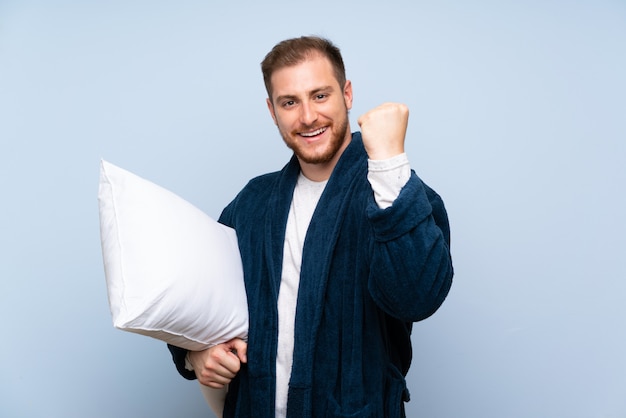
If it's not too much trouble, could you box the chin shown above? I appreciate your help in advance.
[295,138,345,165]
[296,152,334,165]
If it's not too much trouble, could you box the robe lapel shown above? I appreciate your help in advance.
[264,156,301,301]
[247,155,300,416]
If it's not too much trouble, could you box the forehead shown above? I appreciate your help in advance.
[270,54,340,100]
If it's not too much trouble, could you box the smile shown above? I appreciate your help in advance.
[299,127,327,137]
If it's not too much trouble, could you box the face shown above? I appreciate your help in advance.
[267,53,353,177]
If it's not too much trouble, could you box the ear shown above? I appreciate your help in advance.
[343,80,353,111]
[266,98,278,125]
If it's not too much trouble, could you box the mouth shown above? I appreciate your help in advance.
[298,127,327,139]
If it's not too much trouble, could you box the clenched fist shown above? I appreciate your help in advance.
[188,338,248,388]
[357,102,409,160]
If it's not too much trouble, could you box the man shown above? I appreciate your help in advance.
[169,36,453,418]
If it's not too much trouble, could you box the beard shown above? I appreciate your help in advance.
[278,110,350,165]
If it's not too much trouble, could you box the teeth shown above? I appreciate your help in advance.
[300,127,326,137]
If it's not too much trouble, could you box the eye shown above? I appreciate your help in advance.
[282,100,296,108]
[315,94,327,100]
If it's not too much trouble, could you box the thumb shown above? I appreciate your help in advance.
[229,338,248,364]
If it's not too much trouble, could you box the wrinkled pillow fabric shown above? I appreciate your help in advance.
[98,160,248,351]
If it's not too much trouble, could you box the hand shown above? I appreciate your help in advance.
[188,338,248,388]
[357,102,409,160]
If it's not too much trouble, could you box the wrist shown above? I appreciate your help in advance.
[365,144,405,161]
[366,147,404,161]
[184,352,194,371]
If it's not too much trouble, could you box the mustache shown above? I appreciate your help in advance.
[294,123,327,133]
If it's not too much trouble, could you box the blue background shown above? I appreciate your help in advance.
[1,1,625,417]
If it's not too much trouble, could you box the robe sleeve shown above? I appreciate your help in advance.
[167,344,197,380]
[366,172,453,322]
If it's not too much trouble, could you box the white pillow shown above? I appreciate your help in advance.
[98,160,248,351]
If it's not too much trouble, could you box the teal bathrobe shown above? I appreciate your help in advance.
[169,133,453,417]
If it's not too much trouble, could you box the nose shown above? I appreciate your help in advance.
[299,102,318,127]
